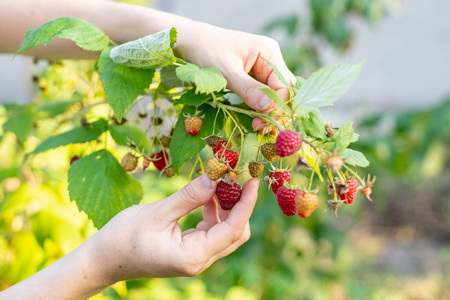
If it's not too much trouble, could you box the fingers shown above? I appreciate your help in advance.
[196,199,220,231]
[161,175,217,221]
[226,70,275,112]
[202,179,259,256]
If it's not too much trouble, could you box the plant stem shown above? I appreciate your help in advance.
[344,165,365,185]
[215,103,284,131]
[326,168,338,203]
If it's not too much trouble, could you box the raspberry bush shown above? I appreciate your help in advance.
[9,17,375,228]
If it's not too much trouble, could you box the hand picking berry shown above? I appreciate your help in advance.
[275,130,302,157]
[276,186,299,216]
[215,179,242,210]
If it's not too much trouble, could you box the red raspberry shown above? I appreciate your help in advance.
[269,171,291,195]
[212,139,228,155]
[215,180,242,210]
[275,130,302,157]
[216,147,239,170]
[185,116,203,135]
[70,155,80,165]
[337,178,358,204]
[150,151,168,171]
[276,186,299,216]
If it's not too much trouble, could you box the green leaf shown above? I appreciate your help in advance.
[334,122,354,152]
[98,47,155,121]
[260,88,291,116]
[296,76,306,89]
[109,124,153,153]
[68,149,142,229]
[340,148,370,167]
[259,57,293,98]
[170,104,225,172]
[110,28,177,69]
[293,62,363,114]
[17,17,109,54]
[175,90,228,106]
[3,105,34,143]
[36,100,78,119]
[32,119,108,154]
[300,109,326,140]
[160,65,185,89]
[175,63,227,94]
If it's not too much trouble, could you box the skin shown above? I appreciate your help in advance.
[0,0,294,298]
[0,175,260,299]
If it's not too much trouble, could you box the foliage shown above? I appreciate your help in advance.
[1,7,448,300]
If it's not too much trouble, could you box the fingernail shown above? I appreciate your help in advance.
[201,175,214,190]
[258,95,272,111]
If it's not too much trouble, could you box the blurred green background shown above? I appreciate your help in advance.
[0,0,449,299]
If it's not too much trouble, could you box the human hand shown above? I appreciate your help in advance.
[174,23,296,134]
[85,175,259,284]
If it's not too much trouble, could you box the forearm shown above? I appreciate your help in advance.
[0,237,112,300]
[0,0,213,59]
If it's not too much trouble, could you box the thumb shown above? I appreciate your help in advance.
[226,71,275,112]
[163,175,217,220]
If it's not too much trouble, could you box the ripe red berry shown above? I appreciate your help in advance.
[70,156,80,165]
[212,139,228,155]
[269,171,291,195]
[215,180,242,210]
[150,151,168,171]
[337,178,358,204]
[295,191,319,218]
[185,116,203,135]
[216,147,239,170]
[275,130,302,157]
[276,186,299,216]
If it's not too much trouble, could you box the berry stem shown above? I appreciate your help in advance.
[211,92,217,108]
[343,165,365,185]
[197,154,205,175]
[326,168,338,204]
[337,169,346,183]
[215,103,284,131]
[308,168,315,191]
[188,156,199,181]
[220,106,245,168]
